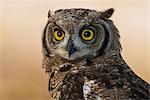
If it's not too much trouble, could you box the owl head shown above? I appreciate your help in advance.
[42,8,121,61]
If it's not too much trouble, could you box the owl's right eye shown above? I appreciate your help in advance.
[53,30,65,41]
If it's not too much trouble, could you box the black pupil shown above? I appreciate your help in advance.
[84,31,91,37]
[57,31,62,37]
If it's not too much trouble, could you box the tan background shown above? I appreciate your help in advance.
[0,0,150,100]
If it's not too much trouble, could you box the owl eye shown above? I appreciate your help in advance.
[53,30,65,41]
[81,29,94,41]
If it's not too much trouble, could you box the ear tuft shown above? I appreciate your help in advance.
[48,10,51,18]
[101,8,114,18]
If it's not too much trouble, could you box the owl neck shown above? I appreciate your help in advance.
[85,51,130,81]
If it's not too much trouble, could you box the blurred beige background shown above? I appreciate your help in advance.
[0,0,149,100]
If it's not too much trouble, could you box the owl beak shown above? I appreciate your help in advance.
[67,38,77,57]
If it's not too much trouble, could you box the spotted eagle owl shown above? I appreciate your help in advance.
[42,8,150,100]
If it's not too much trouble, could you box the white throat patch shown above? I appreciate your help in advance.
[83,80,101,100]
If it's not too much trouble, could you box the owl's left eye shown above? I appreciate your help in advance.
[53,30,65,41]
[81,29,95,41]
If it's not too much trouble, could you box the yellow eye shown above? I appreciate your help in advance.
[53,30,65,41]
[81,29,94,41]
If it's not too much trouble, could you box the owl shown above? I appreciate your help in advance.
[42,8,150,100]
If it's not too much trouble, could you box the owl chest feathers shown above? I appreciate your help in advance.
[46,52,132,100]
[44,51,150,100]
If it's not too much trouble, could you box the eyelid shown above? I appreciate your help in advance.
[80,24,95,32]
[53,28,60,32]
[52,25,65,33]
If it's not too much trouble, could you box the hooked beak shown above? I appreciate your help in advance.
[67,38,77,57]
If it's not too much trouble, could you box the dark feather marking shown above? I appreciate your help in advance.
[48,79,51,91]
[59,64,72,72]
[42,22,51,57]
[97,22,110,56]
